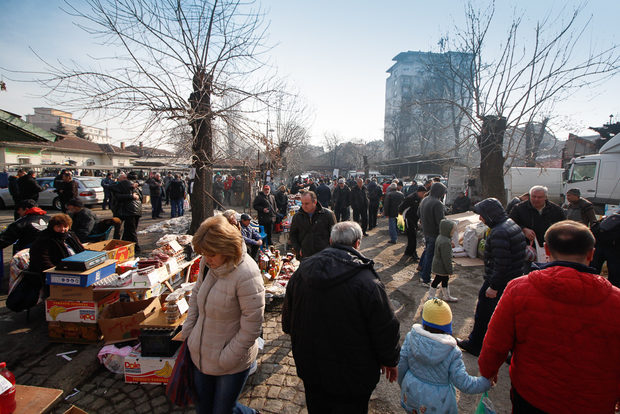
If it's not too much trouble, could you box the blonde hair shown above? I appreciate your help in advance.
[222,209,237,221]
[192,215,244,265]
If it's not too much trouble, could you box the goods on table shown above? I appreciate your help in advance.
[260,247,299,302]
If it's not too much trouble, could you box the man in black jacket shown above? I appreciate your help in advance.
[66,198,98,243]
[9,169,26,220]
[315,180,331,208]
[252,184,277,245]
[332,178,351,222]
[383,182,404,243]
[366,178,383,230]
[17,171,43,202]
[399,185,426,261]
[0,199,49,254]
[57,172,79,212]
[510,185,565,272]
[146,173,164,218]
[283,221,400,413]
[350,178,369,236]
[110,173,143,252]
[457,198,527,357]
[289,191,336,260]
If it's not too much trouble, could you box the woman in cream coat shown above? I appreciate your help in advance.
[183,215,265,414]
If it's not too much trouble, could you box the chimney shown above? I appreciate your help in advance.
[120,142,125,150]
[139,141,143,149]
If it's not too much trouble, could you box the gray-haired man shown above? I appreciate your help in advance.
[283,221,400,413]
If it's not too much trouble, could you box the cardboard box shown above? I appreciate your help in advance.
[48,321,102,343]
[45,260,117,287]
[86,240,135,261]
[98,298,161,343]
[124,347,179,384]
[48,275,116,301]
[131,266,168,288]
[45,292,119,324]
[64,406,88,414]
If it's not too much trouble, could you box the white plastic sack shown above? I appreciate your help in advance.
[463,226,479,259]
[534,239,549,263]
[98,344,137,374]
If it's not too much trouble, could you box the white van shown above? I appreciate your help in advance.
[564,133,620,213]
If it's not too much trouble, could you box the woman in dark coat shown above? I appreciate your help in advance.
[28,214,85,294]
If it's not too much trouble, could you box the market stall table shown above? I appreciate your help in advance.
[14,384,63,414]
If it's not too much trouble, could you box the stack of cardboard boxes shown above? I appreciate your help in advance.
[44,240,136,343]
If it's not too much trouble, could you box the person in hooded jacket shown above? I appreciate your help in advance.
[0,199,50,254]
[283,221,400,413]
[398,298,491,414]
[457,198,526,357]
[478,221,620,414]
[430,219,458,302]
[417,182,447,284]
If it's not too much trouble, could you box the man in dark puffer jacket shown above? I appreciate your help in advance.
[458,198,526,356]
[283,221,400,413]
[289,191,336,260]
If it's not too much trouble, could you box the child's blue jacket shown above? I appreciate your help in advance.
[397,324,490,413]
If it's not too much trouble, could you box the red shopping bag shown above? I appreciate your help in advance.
[165,340,195,407]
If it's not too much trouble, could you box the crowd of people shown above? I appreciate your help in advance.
[2,165,619,413]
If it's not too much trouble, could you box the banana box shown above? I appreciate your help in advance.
[124,347,179,384]
[45,292,119,324]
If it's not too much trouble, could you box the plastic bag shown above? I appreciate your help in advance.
[98,344,137,374]
[475,392,497,414]
[397,214,405,232]
[534,239,549,263]
[463,226,478,258]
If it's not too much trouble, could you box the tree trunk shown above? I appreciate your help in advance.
[525,118,549,167]
[477,116,507,204]
[189,69,214,234]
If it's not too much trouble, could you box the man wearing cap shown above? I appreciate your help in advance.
[283,221,400,412]
[253,184,277,245]
[332,178,351,222]
[240,214,263,260]
[564,188,596,227]
[66,198,98,243]
[478,221,620,413]
[289,191,336,260]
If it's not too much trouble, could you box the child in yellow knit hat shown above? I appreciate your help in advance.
[397,298,491,413]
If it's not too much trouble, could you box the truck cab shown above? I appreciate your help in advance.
[565,133,620,213]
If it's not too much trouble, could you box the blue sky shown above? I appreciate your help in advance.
[1,0,618,146]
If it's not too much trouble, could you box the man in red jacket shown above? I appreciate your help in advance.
[478,221,620,413]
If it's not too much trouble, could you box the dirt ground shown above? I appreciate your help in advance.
[356,221,511,414]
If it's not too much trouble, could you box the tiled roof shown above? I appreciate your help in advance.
[52,134,138,156]
[125,145,176,157]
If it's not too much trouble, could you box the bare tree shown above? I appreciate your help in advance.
[323,132,343,169]
[440,3,619,203]
[32,0,278,232]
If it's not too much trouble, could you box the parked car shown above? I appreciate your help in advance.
[0,176,104,210]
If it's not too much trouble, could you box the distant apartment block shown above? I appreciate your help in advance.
[383,51,474,158]
[26,107,111,144]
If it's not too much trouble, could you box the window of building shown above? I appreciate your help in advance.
[18,157,30,165]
